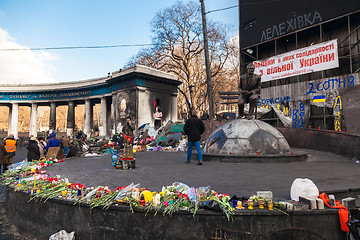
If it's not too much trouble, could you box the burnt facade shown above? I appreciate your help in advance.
[0,65,181,138]
[239,0,360,132]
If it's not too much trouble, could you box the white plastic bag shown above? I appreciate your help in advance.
[49,230,75,240]
[290,178,319,201]
[115,183,140,200]
[172,182,189,192]
[7,160,29,170]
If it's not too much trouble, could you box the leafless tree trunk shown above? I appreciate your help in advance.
[126,0,235,117]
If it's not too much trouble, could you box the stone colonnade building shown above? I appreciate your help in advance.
[1,65,181,139]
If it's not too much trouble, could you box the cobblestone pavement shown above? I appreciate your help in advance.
[0,147,359,239]
[43,148,360,200]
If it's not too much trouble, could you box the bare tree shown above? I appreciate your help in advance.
[127,0,235,116]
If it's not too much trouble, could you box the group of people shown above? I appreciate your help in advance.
[27,136,47,162]
[30,133,73,160]
[0,132,75,174]
[27,133,72,162]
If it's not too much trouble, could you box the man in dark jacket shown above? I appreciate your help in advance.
[183,110,205,165]
[27,137,40,162]
[122,116,135,138]
[0,141,8,174]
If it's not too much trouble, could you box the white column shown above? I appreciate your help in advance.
[10,103,19,139]
[29,103,38,137]
[171,94,178,122]
[66,101,75,137]
[99,97,107,136]
[7,105,12,136]
[84,99,92,139]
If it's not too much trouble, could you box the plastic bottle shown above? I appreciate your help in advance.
[237,200,243,209]
[248,199,254,210]
[268,200,274,210]
[153,194,160,206]
[112,154,119,168]
[112,154,118,163]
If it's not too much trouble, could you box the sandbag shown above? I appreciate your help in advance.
[290,178,319,201]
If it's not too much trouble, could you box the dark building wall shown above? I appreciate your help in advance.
[240,0,359,48]
[339,84,360,134]
[252,12,360,87]
[260,73,360,132]
[239,4,360,132]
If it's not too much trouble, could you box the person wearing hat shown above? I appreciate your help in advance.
[4,134,16,168]
[37,137,47,158]
[27,137,40,162]
[46,132,60,150]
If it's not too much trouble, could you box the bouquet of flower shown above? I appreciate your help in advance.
[122,135,133,155]
[1,159,237,221]
[30,178,70,202]
[208,191,234,221]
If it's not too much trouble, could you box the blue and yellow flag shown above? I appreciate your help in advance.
[313,95,326,103]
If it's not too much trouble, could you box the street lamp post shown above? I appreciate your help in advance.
[238,0,242,75]
[199,0,215,120]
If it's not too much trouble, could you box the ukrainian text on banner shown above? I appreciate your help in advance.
[254,39,339,82]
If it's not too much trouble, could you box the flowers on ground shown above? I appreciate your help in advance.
[1,161,236,220]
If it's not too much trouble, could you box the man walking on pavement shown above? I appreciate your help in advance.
[183,110,205,165]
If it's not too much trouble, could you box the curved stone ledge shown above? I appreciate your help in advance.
[200,150,307,163]
[277,127,360,159]
[5,188,344,240]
